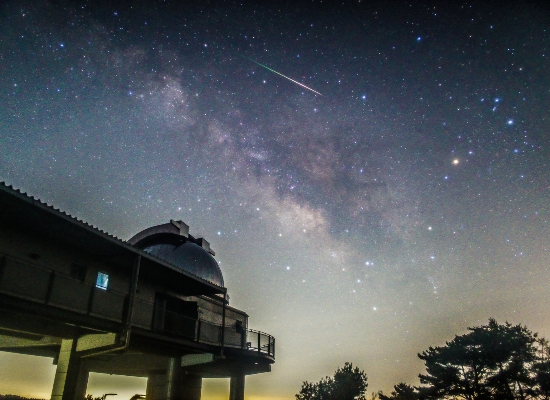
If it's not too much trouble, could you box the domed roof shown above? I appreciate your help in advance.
[142,242,223,286]
[128,221,224,287]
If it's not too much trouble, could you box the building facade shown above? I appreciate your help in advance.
[0,183,274,400]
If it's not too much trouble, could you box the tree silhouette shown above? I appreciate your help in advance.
[378,383,420,400]
[533,338,550,400]
[417,319,545,400]
[296,362,368,400]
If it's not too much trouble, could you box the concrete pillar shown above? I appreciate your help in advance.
[172,373,202,400]
[75,368,89,400]
[229,375,245,400]
[146,358,202,400]
[51,339,88,400]
[169,357,202,400]
[146,372,169,400]
[165,358,179,400]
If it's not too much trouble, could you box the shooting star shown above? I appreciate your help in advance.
[240,55,323,96]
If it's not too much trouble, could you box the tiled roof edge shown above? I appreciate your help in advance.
[0,181,125,241]
[0,182,224,289]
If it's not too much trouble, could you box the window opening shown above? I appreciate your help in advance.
[96,272,109,290]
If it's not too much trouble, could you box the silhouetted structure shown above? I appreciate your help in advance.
[0,183,274,400]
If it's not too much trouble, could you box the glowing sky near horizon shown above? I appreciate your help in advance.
[0,1,549,399]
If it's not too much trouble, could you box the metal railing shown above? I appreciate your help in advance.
[244,328,276,358]
[160,310,275,358]
[0,253,127,321]
[0,253,275,358]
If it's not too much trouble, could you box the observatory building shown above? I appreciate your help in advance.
[0,183,275,400]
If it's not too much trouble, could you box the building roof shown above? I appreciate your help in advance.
[0,182,225,296]
[129,221,225,287]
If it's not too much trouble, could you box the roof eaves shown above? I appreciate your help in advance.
[0,182,225,291]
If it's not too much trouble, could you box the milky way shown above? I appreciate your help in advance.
[1,2,549,399]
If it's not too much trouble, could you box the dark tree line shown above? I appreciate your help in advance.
[379,319,550,400]
[0,396,45,400]
[379,383,420,400]
[296,362,368,400]
[296,320,550,400]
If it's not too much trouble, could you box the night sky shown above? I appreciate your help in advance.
[1,1,549,399]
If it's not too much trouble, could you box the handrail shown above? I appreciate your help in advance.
[159,310,275,357]
[0,252,129,298]
[0,252,275,358]
[0,252,128,322]
[243,328,275,358]
[246,328,272,337]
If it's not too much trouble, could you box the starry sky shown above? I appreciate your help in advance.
[1,1,549,399]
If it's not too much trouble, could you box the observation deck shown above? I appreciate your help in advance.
[0,182,275,400]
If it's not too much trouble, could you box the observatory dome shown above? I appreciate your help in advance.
[128,221,224,287]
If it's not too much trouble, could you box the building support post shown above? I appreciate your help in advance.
[146,371,168,400]
[123,255,141,344]
[220,290,227,356]
[169,357,202,400]
[51,338,88,400]
[146,358,202,400]
[229,375,245,400]
[173,373,202,400]
[75,367,89,400]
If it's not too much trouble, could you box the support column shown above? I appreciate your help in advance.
[146,358,202,400]
[51,339,88,400]
[172,373,202,400]
[229,375,245,400]
[169,357,202,400]
[75,368,89,400]
[146,372,168,400]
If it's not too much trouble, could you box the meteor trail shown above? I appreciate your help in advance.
[240,55,323,96]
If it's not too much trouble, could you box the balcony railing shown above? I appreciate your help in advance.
[244,328,276,358]
[161,309,275,358]
[0,253,275,359]
[0,253,126,322]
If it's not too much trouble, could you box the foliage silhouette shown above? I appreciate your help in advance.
[0,396,44,400]
[85,395,118,400]
[416,319,550,400]
[378,383,420,400]
[296,362,368,400]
